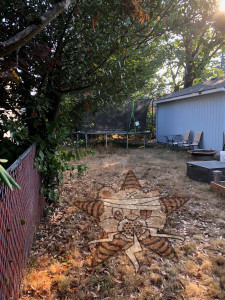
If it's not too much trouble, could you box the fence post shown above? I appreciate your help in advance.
[213,170,222,184]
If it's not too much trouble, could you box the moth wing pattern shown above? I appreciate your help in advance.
[160,196,189,215]
[75,200,104,218]
[140,234,178,261]
[92,233,133,266]
[121,170,142,190]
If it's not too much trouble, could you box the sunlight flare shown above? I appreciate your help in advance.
[219,0,225,11]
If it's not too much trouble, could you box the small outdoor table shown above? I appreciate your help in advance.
[187,160,225,183]
[163,134,182,147]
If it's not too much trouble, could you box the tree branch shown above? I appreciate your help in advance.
[38,4,77,91]
[192,26,209,58]
[0,0,76,58]
[59,84,93,93]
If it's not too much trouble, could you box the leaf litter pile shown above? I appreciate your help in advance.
[20,144,225,300]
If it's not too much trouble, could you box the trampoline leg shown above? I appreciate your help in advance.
[85,133,88,149]
[106,134,107,148]
[127,134,128,150]
[144,134,146,149]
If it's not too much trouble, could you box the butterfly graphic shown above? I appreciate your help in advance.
[75,170,188,272]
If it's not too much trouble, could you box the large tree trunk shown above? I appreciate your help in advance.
[183,62,194,88]
[46,91,62,123]
[183,37,195,88]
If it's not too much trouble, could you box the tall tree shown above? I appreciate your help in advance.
[162,0,225,89]
[1,0,174,133]
[0,0,175,199]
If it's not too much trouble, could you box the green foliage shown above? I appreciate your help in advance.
[76,164,88,177]
[0,159,21,191]
[20,219,26,225]
[3,117,29,145]
[157,0,225,90]
[0,110,30,166]
[193,59,225,85]
[146,106,156,138]
[35,122,72,202]
[34,118,95,201]
[0,0,174,202]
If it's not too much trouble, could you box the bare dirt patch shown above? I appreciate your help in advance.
[20,144,225,300]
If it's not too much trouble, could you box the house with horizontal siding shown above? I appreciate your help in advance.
[155,77,225,151]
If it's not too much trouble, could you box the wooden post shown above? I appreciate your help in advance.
[151,100,154,131]
[144,134,146,149]
[106,134,107,148]
[213,170,222,184]
[76,133,79,143]
[126,134,128,150]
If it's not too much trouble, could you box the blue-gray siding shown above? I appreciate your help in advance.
[156,92,225,151]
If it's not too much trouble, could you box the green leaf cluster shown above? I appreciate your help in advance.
[0,160,21,191]
[157,0,225,91]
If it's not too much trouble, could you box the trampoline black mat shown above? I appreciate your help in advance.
[81,99,151,132]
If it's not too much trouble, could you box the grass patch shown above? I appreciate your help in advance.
[20,144,225,299]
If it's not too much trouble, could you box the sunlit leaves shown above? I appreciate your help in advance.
[158,0,225,89]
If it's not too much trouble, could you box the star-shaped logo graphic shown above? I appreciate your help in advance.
[75,170,188,272]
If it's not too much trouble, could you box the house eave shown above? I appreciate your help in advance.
[154,87,225,104]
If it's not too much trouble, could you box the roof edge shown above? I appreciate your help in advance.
[154,87,225,104]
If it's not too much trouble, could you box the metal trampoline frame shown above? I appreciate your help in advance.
[76,130,151,149]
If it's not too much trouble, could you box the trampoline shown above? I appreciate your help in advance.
[77,99,151,149]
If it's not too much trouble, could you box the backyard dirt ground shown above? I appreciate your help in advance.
[20,143,225,300]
